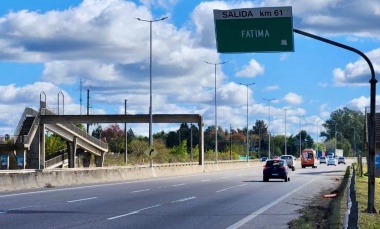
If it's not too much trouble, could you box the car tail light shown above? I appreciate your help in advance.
[282,166,287,170]
[263,166,268,170]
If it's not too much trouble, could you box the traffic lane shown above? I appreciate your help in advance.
[0,165,347,229]
[0,167,302,228]
[236,164,348,229]
[0,168,260,225]
[96,169,326,229]
[70,172,314,229]
[0,168,262,211]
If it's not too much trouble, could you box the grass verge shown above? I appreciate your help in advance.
[356,165,380,229]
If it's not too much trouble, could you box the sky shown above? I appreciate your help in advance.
[0,0,379,142]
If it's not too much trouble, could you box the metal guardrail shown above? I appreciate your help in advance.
[343,165,358,229]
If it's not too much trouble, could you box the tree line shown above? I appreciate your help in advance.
[45,107,365,164]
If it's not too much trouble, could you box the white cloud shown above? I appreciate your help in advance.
[0,0,378,140]
[346,95,370,112]
[283,92,303,105]
[235,59,265,78]
[333,48,380,86]
[264,85,279,91]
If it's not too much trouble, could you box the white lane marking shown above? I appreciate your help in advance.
[0,204,40,214]
[157,183,185,189]
[222,176,229,179]
[201,179,210,182]
[67,197,97,203]
[171,196,196,203]
[0,167,259,198]
[172,183,186,187]
[131,189,150,193]
[107,204,161,220]
[226,176,320,229]
[216,184,247,193]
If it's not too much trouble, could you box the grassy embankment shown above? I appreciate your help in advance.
[356,166,380,228]
[289,164,380,229]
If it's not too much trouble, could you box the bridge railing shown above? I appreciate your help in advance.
[41,108,108,150]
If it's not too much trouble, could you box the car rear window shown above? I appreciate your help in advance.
[266,160,285,167]
[281,156,292,160]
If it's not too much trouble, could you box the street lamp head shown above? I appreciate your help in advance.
[205,61,228,65]
[136,17,168,22]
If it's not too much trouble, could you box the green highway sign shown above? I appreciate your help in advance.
[213,6,294,53]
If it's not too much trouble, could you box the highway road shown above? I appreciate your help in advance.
[0,161,351,229]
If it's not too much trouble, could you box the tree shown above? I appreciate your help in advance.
[154,131,167,143]
[75,123,86,132]
[321,107,364,154]
[170,140,189,162]
[45,133,66,156]
[251,120,268,156]
[166,131,179,148]
[92,125,103,139]
[102,124,125,153]
[288,131,314,156]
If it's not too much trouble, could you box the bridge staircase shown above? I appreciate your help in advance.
[11,107,108,169]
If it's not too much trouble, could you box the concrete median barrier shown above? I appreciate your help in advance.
[0,160,263,193]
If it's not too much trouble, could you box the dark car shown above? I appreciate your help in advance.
[263,159,290,182]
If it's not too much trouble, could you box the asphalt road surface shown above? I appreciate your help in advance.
[0,161,350,229]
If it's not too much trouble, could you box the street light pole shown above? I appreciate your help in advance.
[124,99,128,165]
[263,98,275,159]
[205,61,227,163]
[335,122,337,150]
[240,83,255,162]
[283,108,290,155]
[298,115,304,157]
[136,16,168,149]
[316,120,320,155]
[353,127,357,157]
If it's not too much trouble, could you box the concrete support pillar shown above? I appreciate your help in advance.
[16,149,26,169]
[199,117,204,166]
[1,153,9,170]
[67,137,77,168]
[39,123,45,169]
[95,152,104,167]
[82,152,91,168]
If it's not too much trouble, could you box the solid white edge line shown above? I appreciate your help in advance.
[0,167,261,198]
[67,197,97,203]
[226,176,320,229]
[171,196,197,203]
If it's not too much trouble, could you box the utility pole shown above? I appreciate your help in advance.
[87,89,90,133]
[282,108,290,155]
[230,124,232,160]
[205,61,228,163]
[239,82,255,162]
[124,99,128,165]
[263,98,275,158]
